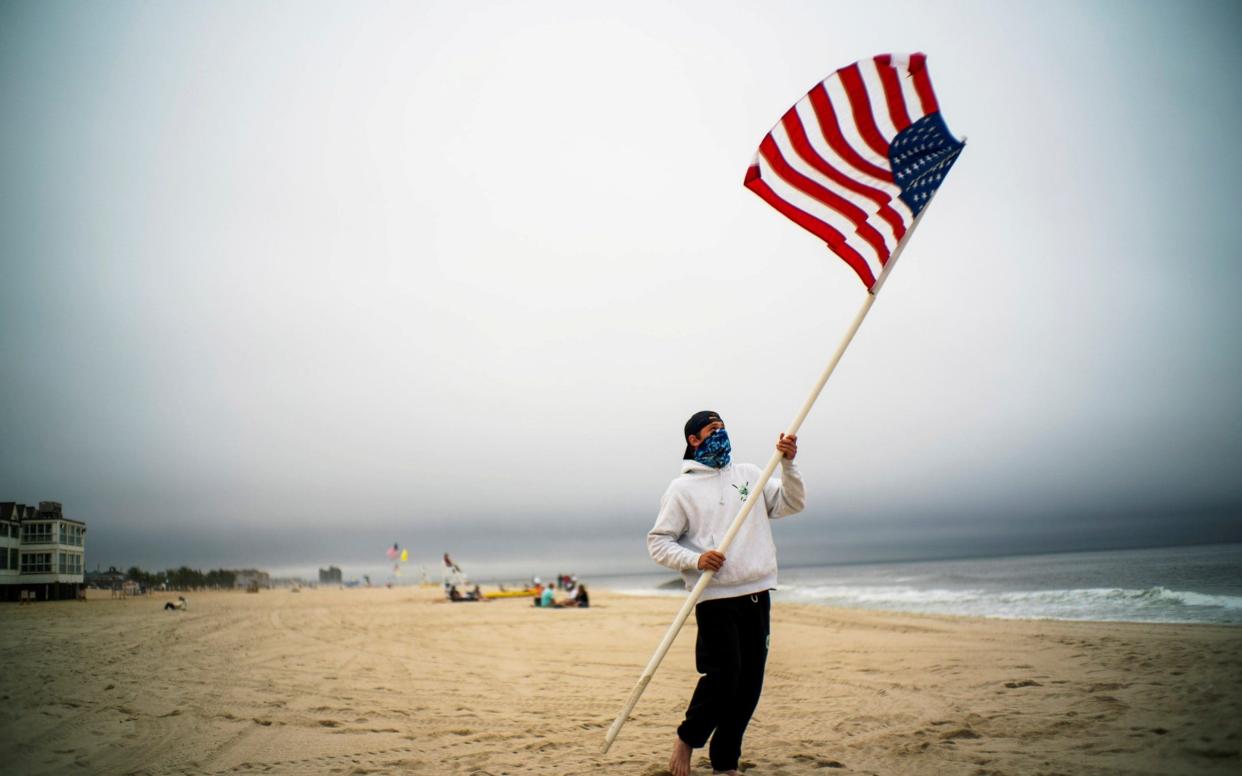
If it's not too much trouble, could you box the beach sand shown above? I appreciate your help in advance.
[1,587,1238,775]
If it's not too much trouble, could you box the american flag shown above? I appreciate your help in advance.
[744,53,963,291]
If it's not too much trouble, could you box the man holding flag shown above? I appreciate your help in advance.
[602,52,963,767]
[648,411,804,776]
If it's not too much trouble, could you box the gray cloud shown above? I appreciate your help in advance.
[3,1,1240,579]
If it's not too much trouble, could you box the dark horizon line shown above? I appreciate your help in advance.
[574,537,1242,582]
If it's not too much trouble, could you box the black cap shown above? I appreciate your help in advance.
[683,410,723,459]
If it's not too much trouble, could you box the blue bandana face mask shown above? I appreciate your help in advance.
[693,428,732,469]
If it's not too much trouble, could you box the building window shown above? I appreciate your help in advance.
[20,552,52,574]
[8,549,16,569]
[0,523,7,537]
[0,549,6,570]
[22,523,53,544]
[57,553,83,574]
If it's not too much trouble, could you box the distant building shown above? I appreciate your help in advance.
[85,566,137,597]
[234,569,271,590]
[0,501,86,602]
[84,567,124,589]
[318,566,342,585]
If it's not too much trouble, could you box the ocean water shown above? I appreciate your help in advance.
[595,543,1242,625]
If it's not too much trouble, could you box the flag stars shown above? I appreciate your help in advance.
[886,112,963,217]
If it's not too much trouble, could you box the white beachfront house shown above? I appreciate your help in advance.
[0,501,86,602]
[0,503,21,592]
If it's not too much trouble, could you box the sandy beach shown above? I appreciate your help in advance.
[1,587,1238,775]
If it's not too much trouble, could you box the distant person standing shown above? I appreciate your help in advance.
[647,410,805,776]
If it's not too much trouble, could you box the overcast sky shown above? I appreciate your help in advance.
[2,1,1240,580]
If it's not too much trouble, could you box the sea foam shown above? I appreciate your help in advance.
[773,583,1242,623]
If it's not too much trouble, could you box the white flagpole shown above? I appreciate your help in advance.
[601,197,939,755]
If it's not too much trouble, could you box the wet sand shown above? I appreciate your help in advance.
[1,586,1238,775]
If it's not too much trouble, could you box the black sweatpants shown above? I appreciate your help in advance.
[676,590,770,772]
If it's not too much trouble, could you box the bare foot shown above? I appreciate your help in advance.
[668,736,691,776]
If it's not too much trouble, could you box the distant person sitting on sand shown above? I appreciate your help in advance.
[163,596,187,611]
[539,583,555,608]
[555,584,589,608]
[448,585,479,603]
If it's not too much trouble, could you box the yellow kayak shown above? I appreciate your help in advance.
[482,589,538,599]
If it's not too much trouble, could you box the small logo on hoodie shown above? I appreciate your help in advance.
[733,482,750,502]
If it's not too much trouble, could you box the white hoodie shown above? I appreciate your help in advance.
[647,458,805,602]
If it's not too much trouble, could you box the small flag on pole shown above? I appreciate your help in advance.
[744,53,963,290]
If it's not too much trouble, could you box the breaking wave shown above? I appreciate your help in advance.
[773,584,1242,624]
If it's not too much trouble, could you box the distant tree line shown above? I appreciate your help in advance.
[125,566,238,590]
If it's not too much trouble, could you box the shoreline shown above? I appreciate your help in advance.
[596,585,1242,628]
[72,581,1242,627]
[63,582,1242,629]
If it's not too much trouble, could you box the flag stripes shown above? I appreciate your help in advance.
[745,53,963,290]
